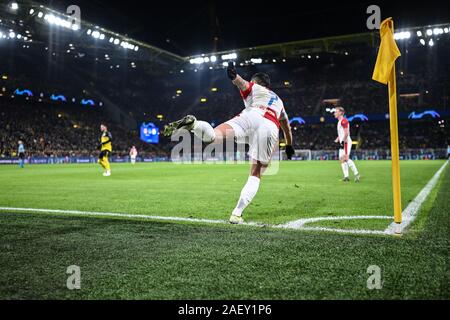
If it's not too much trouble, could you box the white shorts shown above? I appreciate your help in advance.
[130,155,136,160]
[225,109,279,164]
[339,140,352,159]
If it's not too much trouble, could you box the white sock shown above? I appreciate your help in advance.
[347,159,359,176]
[232,176,260,217]
[341,162,349,178]
[192,121,215,143]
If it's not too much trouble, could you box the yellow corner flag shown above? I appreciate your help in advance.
[373,18,401,84]
[372,18,402,226]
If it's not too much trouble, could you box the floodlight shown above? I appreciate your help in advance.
[221,53,237,60]
[433,28,443,35]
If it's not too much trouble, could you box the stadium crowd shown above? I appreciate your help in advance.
[0,39,448,159]
[0,96,446,159]
[0,99,164,158]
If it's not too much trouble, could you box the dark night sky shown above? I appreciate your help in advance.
[36,0,450,56]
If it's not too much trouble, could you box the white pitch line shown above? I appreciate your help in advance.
[0,206,269,228]
[0,206,241,226]
[384,161,448,235]
[277,215,392,230]
[301,227,387,235]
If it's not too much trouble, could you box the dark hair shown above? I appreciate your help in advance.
[251,72,271,88]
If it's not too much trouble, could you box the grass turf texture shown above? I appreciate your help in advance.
[0,162,448,299]
[0,161,445,229]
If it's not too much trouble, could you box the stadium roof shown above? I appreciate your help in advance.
[184,22,450,70]
[0,1,185,75]
[1,1,449,74]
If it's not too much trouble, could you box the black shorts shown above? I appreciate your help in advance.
[99,150,111,160]
[18,152,25,160]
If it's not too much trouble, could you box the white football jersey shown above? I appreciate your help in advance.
[337,118,352,143]
[240,82,287,121]
[129,148,138,156]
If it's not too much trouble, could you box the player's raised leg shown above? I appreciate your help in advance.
[163,115,235,144]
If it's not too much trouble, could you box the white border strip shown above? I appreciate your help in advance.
[277,215,392,230]
[0,207,229,225]
[301,227,387,235]
[384,161,448,234]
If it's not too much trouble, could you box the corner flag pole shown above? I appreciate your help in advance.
[372,18,402,225]
[388,62,402,224]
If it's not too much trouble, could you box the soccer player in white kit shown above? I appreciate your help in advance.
[129,146,138,165]
[334,107,360,182]
[163,62,295,224]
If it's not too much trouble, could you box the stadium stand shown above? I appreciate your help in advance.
[0,4,448,160]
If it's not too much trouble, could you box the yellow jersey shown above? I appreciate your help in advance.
[100,131,112,152]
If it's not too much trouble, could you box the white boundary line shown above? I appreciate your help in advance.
[0,207,226,224]
[384,161,448,235]
[0,206,262,227]
[0,161,446,236]
[276,215,392,230]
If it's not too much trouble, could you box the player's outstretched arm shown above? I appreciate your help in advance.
[227,61,250,91]
[280,111,295,160]
[280,119,293,146]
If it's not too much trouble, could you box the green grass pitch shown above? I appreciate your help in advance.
[0,160,448,299]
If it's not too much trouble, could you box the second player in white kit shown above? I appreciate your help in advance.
[163,62,295,224]
[334,107,360,182]
[129,146,138,165]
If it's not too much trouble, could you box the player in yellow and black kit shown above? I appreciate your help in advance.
[98,124,112,176]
